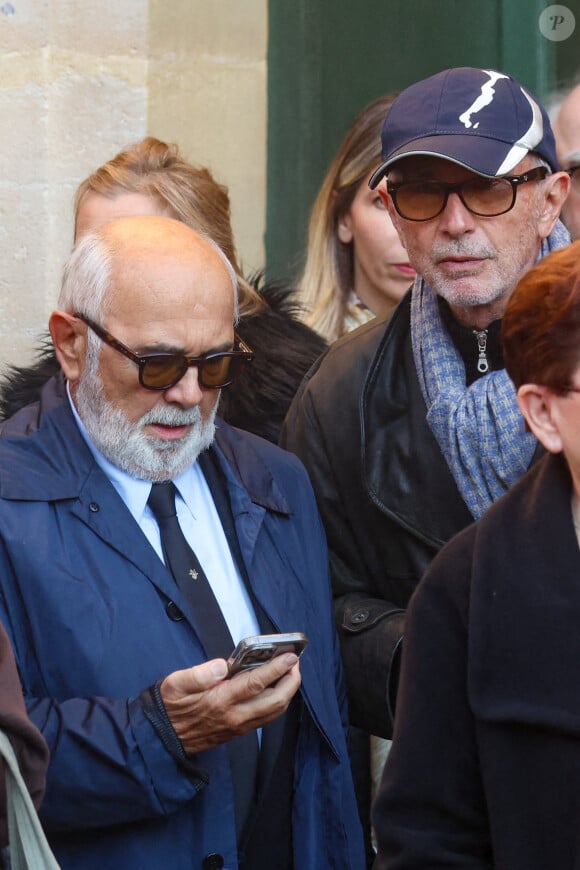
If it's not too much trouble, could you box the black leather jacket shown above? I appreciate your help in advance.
[281,292,540,737]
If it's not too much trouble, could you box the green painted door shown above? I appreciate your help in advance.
[267,0,580,282]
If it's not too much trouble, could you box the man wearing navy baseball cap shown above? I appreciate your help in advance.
[368,67,560,185]
[281,67,570,737]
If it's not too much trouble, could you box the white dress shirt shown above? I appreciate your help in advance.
[67,387,260,648]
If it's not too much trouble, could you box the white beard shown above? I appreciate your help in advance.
[75,340,217,481]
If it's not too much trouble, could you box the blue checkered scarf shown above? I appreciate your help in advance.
[411,220,570,519]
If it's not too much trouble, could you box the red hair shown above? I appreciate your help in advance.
[502,240,580,391]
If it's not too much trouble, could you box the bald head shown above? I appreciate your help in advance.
[59,214,238,322]
[552,84,580,240]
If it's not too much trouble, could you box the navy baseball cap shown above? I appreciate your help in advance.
[369,67,559,188]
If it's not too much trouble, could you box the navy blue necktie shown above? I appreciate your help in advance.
[147,480,258,842]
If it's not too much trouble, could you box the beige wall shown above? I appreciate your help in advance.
[148,1,267,278]
[0,0,267,371]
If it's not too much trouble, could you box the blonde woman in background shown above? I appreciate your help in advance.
[73,138,264,317]
[298,96,414,863]
[299,94,416,343]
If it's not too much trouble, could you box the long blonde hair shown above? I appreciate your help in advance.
[298,94,397,342]
[74,137,264,317]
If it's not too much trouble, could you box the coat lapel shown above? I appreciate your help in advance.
[208,431,341,757]
[69,465,180,606]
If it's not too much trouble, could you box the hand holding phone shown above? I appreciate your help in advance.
[161,636,304,754]
[227,632,308,677]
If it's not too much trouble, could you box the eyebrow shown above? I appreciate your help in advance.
[135,339,235,356]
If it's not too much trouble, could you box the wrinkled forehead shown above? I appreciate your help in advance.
[108,240,234,323]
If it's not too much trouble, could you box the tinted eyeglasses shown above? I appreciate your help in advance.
[386,167,549,222]
[76,313,254,391]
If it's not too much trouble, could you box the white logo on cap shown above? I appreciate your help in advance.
[495,88,544,175]
[459,70,509,129]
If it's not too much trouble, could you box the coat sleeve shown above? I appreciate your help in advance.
[0,621,49,846]
[0,581,205,833]
[281,370,405,739]
[372,537,492,868]
[22,687,206,833]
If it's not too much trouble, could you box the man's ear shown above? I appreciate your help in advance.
[517,383,563,454]
[380,187,408,252]
[49,311,87,384]
[538,171,571,239]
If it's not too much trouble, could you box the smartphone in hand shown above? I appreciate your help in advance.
[227,632,308,677]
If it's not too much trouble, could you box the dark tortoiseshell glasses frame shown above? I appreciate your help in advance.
[386,167,549,222]
[75,313,253,391]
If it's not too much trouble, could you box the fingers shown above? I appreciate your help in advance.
[161,655,302,755]
[162,652,299,706]
[229,653,299,698]
[160,658,228,705]
[226,658,302,732]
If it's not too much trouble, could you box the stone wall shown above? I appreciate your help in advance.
[0,0,267,369]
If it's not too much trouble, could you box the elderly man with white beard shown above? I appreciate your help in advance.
[0,215,364,870]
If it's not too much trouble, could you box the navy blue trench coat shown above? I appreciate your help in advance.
[0,403,364,869]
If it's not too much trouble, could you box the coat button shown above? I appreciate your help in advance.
[88,502,100,513]
[350,609,369,625]
[202,854,224,870]
[166,601,184,621]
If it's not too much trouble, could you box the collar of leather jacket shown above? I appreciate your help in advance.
[361,292,476,548]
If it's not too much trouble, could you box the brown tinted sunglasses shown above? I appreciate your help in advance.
[76,313,253,390]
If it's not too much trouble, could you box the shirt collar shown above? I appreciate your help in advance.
[66,383,200,521]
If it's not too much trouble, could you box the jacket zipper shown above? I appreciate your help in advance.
[473,329,489,374]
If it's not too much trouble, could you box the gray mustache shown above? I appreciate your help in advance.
[433,242,495,259]
[140,407,203,427]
